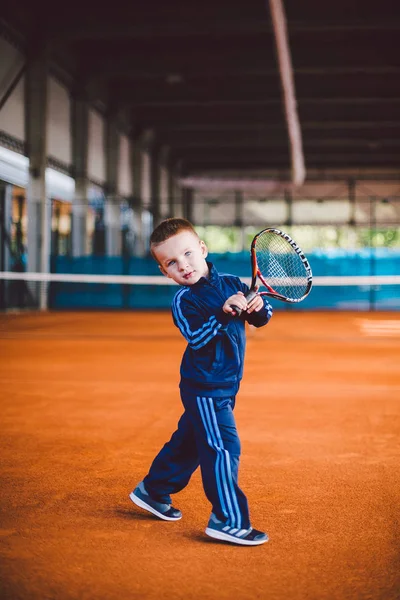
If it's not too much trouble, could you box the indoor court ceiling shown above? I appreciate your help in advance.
[2,0,400,177]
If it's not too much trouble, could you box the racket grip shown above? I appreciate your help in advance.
[231,290,258,317]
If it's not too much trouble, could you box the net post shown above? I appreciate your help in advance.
[369,196,377,312]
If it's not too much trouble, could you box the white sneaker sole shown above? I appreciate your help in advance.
[129,492,182,521]
[205,527,268,546]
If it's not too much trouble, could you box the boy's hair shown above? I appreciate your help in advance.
[150,218,198,259]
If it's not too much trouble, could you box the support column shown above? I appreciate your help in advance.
[0,183,10,309]
[149,142,161,227]
[0,182,12,272]
[162,149,181,219]
[139,128,156,252]
[369,196,377,311]
[104,118,121,256]
[234,190,245,251]
[25,48,49,309]
[348,178,356,226]
[285,188,293,227]
[72,95,89,256]
[167,166,175,218]
[172,160,184,218]
[131,142,145,256]
[182,187,194,223]
[158,146,170,220]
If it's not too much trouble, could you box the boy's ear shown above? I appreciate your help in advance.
[200,240,208,258]
[158,264,169,277]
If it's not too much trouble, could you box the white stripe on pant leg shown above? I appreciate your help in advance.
[222,447,242,530]
[200,397,233,525]
[206,398,242,529]
[196,397,230,523]
[214,452,228,521]
[202,397,237,528]
[203,398,239,528]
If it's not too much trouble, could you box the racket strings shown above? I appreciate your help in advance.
[255,232,309,299]
[267,254,290,279]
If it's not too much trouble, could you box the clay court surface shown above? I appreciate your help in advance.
[0,310,399,599]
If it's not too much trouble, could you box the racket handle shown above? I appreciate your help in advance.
[231,289,258,317]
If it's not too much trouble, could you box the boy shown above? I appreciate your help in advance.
[130,218,273,546]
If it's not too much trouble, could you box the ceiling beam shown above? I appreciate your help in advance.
[84,61,400,80]
[74,27,398,78]
[128,97,400,129]
[126,97,400,108]
[158,121,400,133]
[183,152,400,170]
[109,73,400,108]
[132,108,286,127]
[168,138,400,149]
[49,19,400,42]
[182,169,400,181]
[180,148,400,158]
[156,120,400,132]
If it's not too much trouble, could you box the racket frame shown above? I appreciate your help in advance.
[247,227,313,304]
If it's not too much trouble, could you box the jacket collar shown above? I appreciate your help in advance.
[192,261,219,288]
[207,261,219,284]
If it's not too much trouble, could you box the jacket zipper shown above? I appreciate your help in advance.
[205,279,243,379]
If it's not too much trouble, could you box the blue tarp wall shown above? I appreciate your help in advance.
[50,250,400,311]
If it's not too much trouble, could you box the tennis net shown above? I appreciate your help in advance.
[0,271,399,311]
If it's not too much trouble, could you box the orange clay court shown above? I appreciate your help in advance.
[0,310,399,600]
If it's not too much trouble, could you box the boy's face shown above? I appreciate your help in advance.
[154,230,209,285]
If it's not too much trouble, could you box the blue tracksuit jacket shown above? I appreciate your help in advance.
[171,262,273,397]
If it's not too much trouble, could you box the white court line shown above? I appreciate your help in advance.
[360,321,400,328]
[357,319,400,337]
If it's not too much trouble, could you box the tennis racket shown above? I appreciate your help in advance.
[233,228,312,315]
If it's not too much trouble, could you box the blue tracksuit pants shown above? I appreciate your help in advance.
[143,393,250,529]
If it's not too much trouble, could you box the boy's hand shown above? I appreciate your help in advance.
[246,285,264,314]
[246,293,264,313]
[223,292,248,315]
[223,287,264,316]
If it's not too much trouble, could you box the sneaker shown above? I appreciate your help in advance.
[205,513,268,546]
[129,481,182,521]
